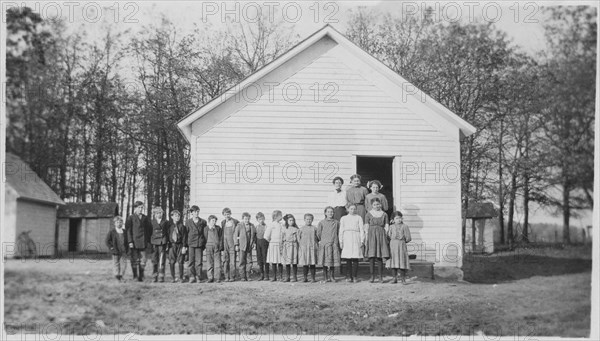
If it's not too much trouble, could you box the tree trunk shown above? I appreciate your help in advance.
[562,179,571,244]
[498,119,505,245]
[522,174,530,243]
[507,171,517,249]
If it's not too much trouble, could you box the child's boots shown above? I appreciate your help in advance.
[285,265,291,282]
[310,266,317,283]
[138,266,144,282]
[303,266,309,282]
[331,267,336,282]
[392,269,398,284]
[292,265,298,282]
[270,264,277,282]
[265,265,270,281]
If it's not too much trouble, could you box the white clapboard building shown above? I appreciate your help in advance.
[177,25,476,278]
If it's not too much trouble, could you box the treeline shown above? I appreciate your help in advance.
[345,6,595,245]
[6,8,295,217]
[6,6,595,245]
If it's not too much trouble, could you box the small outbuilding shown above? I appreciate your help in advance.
[177,25,477,278]
[57,203,119,254]
[463,201,498,254]
[4,152,65,258]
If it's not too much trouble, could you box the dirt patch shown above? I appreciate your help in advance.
[3,245,592,337]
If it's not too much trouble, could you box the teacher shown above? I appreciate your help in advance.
[327,176,347,221]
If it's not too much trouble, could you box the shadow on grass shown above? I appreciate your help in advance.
[463,254,592,284]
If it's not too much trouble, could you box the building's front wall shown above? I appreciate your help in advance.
[190,38,463,272]
[15,200,57,257]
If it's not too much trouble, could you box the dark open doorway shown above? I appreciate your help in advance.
[68,218,81,252]
[356,156,394,216]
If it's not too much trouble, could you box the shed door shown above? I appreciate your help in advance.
[68,218,81,252]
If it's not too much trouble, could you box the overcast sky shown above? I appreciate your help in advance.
[16,0,594,54]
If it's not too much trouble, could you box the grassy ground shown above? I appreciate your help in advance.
[4,244,591,337]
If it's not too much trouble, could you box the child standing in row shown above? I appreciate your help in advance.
[339,204,365,283]
[105,216,128,282]
[298,213,319,283]
[265,210,284,281]
[365,180,389,212]
[167,210,186,283]
[388,211,412,284]
[317,206,341,282]
[204,215,223,283]
[346,174,369,221]
[221,208,239,282]
[186,205,207,283]
[255,212,270,281]
[281,214,300,282]
[150,206,169,283]
[364,198,391,283]
[234,212,256,281]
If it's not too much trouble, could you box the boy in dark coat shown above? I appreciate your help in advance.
[105,216,129,281]
[126,201,152,282]
[150,206,169,282]
[167,210,187,282]
[204,215,223,283]
[186,205,207,283]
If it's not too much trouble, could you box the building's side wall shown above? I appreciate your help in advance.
[4,187,18,258]
[15,200,57,257]
[190,41,463,270]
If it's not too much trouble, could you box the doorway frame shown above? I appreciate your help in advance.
[352,154,402,211]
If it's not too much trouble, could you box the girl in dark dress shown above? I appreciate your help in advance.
[364,198,391,283]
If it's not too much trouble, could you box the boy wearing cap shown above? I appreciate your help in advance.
[126,201,152,282]
[186,205,207,283]
[168,210,187,282]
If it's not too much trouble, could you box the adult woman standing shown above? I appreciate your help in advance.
[327,176,347,221]
[346,174,369,221]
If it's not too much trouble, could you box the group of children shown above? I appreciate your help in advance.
[105,174,412,284]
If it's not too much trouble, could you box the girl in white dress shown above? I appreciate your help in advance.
[264,210,284,282]
[339,204,365,282]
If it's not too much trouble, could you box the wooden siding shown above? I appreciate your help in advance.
[15,200,57,257]
[191,42,462,267]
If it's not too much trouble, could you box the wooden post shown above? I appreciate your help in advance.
[471,218,477,252]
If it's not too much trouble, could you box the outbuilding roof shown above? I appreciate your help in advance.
[57,202,119,218]
[4,152,65,206]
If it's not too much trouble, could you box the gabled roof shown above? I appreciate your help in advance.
[58,202,119,218]
[177,24,476,142]
[4,153,65,206]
